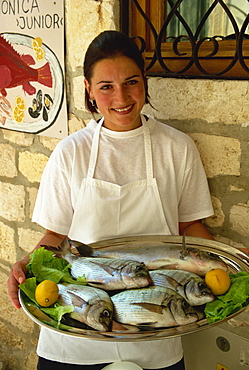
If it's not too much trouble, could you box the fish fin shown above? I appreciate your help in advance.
[41,244,64,257]
[0,35,23,60]
[23,82,36,95]
[89,262,114,276]
[37,62,52,88]
[41,237,71,257]
[21,54,36,65]
[132,302,163,314]
[164,276,180,289]
[69,241,95,257]
[68,292,87,307]
[0,88,7,97]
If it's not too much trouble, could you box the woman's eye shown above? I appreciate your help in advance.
[126,79,138,86]
[100,85,112,90]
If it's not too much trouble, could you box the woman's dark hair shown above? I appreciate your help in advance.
[83,30,150,113]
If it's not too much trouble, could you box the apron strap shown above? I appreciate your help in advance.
[87,116,154,180]
[142,115,154,180]
[87,117,104,179]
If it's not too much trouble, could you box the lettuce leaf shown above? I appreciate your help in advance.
[204,272,249,323]
[26,247,86,284]
[19,247,86,330]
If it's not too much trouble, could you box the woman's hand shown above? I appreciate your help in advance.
[7,255,30,309]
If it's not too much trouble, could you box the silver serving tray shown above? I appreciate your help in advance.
[19,235,249,341]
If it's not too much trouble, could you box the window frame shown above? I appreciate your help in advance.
[121,0,249,79]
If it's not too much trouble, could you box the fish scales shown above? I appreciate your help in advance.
[111,286,199,328]
[150,269,214,306]
[70,239,228,276]
[44,242,151,290]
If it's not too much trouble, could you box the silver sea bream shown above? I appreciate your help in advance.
[111,286,199,328]
[57,283,113,331]
[150,269,215,306]
[45,241,151,290]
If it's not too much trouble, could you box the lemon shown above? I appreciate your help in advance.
[35,280,59,307]
[35,46,45,62]
[15,96,26,111]
[12,106,24,123]
[205,268,231,296]
[32,37,43,50]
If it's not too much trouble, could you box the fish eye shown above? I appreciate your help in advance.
[135,265,144,271]
[182,300,189,309]
[198,282,212,294]
[102,309,110,317]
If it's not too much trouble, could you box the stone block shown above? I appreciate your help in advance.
[205,196,225,228]
[0,222,16,263]
[0,349,18,370]
[27,187,38,219]
[18,228,44,253]
[25,351,39,370]
[19,151,48,183]
[2,130,34,146]
[0,270,35,333]
[65,0,118,71]
[39,136,60,151]
[0,143,17,177]
[0,182,25,222]
[189,133,240,178]
[73,76,86,111]
[147,78,249,125]
[68,114,87,134]
[230,203,249,237]
[0,320,24,350]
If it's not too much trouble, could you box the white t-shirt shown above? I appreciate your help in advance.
[33,116,213,236]
[32,116,213,368]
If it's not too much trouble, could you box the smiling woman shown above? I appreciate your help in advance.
[8,30,215,370]
[84,57,146,131]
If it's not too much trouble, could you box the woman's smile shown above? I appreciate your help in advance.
[84,56,146,131]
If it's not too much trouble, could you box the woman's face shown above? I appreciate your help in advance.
[84,56,146,131]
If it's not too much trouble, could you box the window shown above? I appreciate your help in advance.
[121,0,249,79]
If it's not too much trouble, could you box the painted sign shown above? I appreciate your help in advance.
[0,0,67,138]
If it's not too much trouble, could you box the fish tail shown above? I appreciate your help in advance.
[68,240,95,257]
[37,62,52,88]
[41,237,71,257]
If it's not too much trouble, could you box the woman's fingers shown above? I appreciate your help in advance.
[7,257,29,309]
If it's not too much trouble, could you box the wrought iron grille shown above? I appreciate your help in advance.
[120,0,249,79]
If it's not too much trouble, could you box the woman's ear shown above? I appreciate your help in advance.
[84,79,94,100]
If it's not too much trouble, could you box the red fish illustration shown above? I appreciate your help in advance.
[0,34,52,97]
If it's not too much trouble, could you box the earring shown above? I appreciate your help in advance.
[90,99,98,109]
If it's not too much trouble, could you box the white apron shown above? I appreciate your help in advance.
[37,116,183,368]
[68,116,170,243]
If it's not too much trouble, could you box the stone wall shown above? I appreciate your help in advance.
[0,0,248,368]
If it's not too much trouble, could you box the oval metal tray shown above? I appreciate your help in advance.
[19,235,249,341]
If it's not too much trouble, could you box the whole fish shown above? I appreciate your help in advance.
[0,34,52,97]
[111,286,199,328]
[58,283,113,331]
[68,239,228,276]
[44,243,151,290]
[150,269,214,306]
